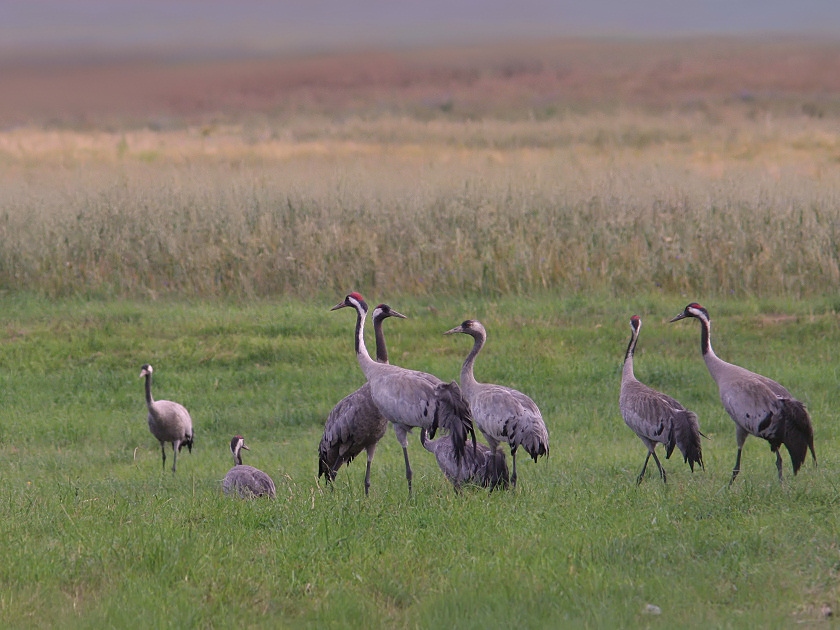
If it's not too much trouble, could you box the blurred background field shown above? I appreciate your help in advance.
[2,36,840,301]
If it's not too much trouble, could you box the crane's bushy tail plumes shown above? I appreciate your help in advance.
[520,426,550,463]
[318,441,339,483]
[781,399,816,474]
[670,410,704,472]
[432,381,476,464]
[181,431,194,453]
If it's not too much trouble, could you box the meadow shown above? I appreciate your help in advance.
[1,294,839,629]
[1,37,840,628]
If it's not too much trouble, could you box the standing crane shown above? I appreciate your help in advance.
[139,364,194,473]
[444,319,548,488]
[620,315,703,484]
[223,435,276,499]
[318,303,407,495]
[671,303,816,484]
[331,293,475,494]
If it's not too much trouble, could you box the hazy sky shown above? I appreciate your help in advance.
[3,1,840,55]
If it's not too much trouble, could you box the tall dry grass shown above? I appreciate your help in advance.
[1,105,839,299]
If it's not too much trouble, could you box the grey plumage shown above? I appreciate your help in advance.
[223,436,276,499]
[671,302,816,484]
[420,384,510,491]
[318,304,406,495]
[620,315,703,484]
[140,364,194,473]
[331,293,476,494]
[445,319,549,488]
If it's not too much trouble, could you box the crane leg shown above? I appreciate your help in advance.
[729,447,743,486]
[364,444,377,496]
[651,449,666,483]
[488,447,501,493]
[402,446,413,494]
[775,449,784,483]
[511,446,518,489]
[160,442,167,470]
[637,452,651,484]
[364,460,372,496]
[171,442,178,473]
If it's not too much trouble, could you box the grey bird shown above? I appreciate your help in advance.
[318,303,407,495]
[139,363,194,473]
[223,435,276,499]
[331,293,476,494]
[671,302,816,484]
[444,319,549,488]
[419,382,510,491]
[620,315,704,484]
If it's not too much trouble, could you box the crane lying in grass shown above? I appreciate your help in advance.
[419,381,510,491]
[223,435,276,499]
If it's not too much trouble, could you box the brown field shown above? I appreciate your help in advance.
[2,37,840,299]
[4,36,840,125]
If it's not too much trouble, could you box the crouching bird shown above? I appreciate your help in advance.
[420,427,510,491]
[223,436,276,499]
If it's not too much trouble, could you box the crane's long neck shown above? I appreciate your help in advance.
[233,447,243,466]
[144,374,154,408]
[373,316,389,364]
[354,304,376,377]
[622,329,637,383]
[697,316,726,381]
[460,331,484,391]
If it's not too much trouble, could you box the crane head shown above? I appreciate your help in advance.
[670,302,708,323]
[230,435,249,452]
[373,304,408,321]
[331,292,367,312]
[444,319,483,336]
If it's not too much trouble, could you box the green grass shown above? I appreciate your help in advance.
[1,293,838,628]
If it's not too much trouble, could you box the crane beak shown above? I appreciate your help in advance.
[669,311,688,323]
[241,443,250,451]
[330,300,348,311]
[390,309,408,319]
[443,326,462,335]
